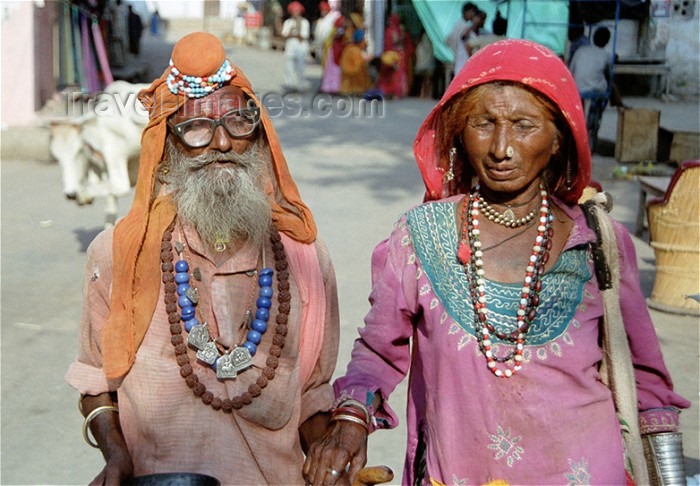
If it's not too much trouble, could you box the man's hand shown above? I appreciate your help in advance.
[302,420,368,486]
[89,451,133,486]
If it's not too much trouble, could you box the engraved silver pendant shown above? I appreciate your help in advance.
[231,346,253,372]
[188,323,210,350]
[196,341,218,365]
[185,286,199,304]
[503,208,516,222]
[215,353,238,379]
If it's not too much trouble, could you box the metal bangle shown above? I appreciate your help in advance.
[82,405,118,448]
[336,399,370,422]
[331,413,369,431]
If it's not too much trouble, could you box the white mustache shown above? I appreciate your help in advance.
[186,143,260,170]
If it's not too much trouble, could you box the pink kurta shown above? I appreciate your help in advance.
[334,197,689,485]
[66,223,340,484]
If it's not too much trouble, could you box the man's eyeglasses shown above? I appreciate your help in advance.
[167,107,261,148]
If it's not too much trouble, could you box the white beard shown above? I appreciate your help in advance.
[164,137,272,250]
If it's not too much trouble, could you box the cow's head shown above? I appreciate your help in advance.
[48,119,94,205]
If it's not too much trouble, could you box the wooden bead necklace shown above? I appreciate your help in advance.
[460,183,553,378]
[161,220,292,412]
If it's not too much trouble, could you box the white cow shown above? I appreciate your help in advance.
[48,81,149,227]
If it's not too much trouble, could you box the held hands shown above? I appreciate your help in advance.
[303,420,368,486]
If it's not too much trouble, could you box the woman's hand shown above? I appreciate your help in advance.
[88,451,133,486]
[303,420,368,485]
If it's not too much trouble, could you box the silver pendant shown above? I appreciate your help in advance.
[215,353,238,379]
[503,208,515,221]
[231,346,253,372]
[196,341,218,365]
[185,286,199,304]
[174,241,184,254]
[188,323,210,350]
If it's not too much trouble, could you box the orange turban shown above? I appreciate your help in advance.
[102,32,317,381]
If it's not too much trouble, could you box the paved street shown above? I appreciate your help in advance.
[1,35,698,484]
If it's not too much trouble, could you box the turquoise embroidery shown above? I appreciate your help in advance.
[407,202,590,347]
[487,425,525,468]
[565,457,591,485]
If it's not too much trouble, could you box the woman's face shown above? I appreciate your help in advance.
[460,84,560,196]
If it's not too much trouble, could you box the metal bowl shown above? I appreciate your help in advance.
[123,473,220,486]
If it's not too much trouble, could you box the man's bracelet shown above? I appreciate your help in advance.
[330,413,369,432]
[82,405,119,448]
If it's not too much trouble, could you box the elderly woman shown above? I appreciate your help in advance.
[303,40,689,485]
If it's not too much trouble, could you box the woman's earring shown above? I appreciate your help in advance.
[445,147,456,182]
[505,145,514,159]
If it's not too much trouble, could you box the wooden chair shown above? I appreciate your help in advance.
[646,160,700,315]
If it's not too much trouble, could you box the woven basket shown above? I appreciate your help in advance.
[647,164,700,315]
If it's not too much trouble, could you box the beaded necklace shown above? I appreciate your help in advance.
[161,220,291,412]
[460,183,553,378]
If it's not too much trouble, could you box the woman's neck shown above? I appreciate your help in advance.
[478,179,544,212]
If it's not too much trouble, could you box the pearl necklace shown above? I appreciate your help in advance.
[463,183,553,378]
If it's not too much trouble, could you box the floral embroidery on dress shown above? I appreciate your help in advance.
[458,334,471,350]
[430,297,439,310]
[401,234,411,247]
[449,324,460,335]
[420,283,431,296]
[416,267,424,280]
[564,457,591,485]
[536,347,547,360]
[563,331,574,346]
[549,341,562,357]
[408,253,417,265]
[487,426,524,467]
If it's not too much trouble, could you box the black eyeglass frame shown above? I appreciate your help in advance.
[167,107,261,148]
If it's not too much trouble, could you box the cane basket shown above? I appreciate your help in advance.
[646,160,700,315]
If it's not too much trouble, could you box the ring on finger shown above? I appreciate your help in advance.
[327,468,341,477]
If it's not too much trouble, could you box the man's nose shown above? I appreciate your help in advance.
[208,125,232,152]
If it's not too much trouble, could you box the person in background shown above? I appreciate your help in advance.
[149,9,160,37]
[108,0,128,67]
[339,14,372,96]
[566,24,591,66]
[320,15,347,94]
[569,27,625,151]
[445,2,479,78]
[313,1,341,61]
[127,5,143,56]
[467,10,508,55]
[376,13,414,99]
[413,29,435,99]
[303,39,689,486]
[65,32,340,485]
[282,1,311,92]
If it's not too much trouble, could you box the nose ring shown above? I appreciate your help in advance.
[505,146,514,158]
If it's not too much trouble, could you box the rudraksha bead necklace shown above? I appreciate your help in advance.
[161,220,292,412]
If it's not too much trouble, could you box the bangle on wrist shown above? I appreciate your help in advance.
[82,405,118,448]
[336,399,370,422]
[331,413,369,432]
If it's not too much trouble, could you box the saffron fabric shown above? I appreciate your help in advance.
[66,223,340,484]
[334,198,689,485]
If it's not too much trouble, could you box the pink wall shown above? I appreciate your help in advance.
[1,1,55,127]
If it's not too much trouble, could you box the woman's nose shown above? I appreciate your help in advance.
[491,125,510,161]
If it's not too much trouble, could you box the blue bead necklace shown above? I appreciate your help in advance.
[174,239,274,380]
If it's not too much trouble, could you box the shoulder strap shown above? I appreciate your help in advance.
[580,193,649,485]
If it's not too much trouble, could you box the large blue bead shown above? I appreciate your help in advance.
[256,297,272,309]
[177,283,190,296]
[243,341,257,356]
[175,260,189,272]
[181,306,195,319]
[184,318,199,332]
[255,308,270,321]
[258,275,273,287]
[175,272,190,284]
[260,267,274,276]
[178,295,193,308]
[247,330,262,344]
[259,286,273,298]
[251,319,267,333]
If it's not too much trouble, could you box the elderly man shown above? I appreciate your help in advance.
[65,32,339,485]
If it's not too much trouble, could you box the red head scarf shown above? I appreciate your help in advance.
[287,1,305,15]
[413,39,591,204]
[102,32,317,381]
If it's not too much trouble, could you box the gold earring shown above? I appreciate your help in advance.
[505,146,514,158]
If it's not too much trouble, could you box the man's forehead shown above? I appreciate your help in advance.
[178,87,253,117]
